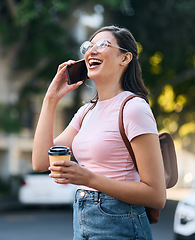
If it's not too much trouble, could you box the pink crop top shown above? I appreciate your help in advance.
[69,91,158,191]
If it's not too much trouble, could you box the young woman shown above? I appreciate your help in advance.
[32,25,166,240]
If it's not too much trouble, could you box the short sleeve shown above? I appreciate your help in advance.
[123,97,158,142]
[69,103,92,132]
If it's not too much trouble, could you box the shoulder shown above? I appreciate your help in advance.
[123,96,153,117]
[123,96,157,128]
[76,102,94,117]
[69,102,93,131]
[122,96,158,141]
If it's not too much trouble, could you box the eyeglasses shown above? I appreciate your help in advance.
[80,39,129,55]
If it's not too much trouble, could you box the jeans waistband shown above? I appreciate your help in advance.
[75,189,115,202]
[75,190,146,214]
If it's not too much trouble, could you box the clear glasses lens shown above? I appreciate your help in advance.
[80,40,109,55]
[80,41,91,55]
[96,40,108,50]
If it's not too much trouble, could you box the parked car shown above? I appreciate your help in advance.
[173,191,195,240]
[18,171,77,205]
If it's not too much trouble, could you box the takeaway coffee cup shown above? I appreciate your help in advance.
[48,146,71,174]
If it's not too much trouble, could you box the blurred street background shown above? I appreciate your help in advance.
[0,199,178,240]
[0,189,193,240]
[0,0,195,239]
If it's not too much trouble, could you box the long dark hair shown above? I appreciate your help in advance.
[89,25,149,103]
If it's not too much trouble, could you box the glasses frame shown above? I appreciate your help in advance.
[80,39,129,55]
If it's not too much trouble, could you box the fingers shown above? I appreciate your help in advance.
[53,178,69,184]
[67,81,83,91]
[55,65,68,83]
[49,167,70,183]
[49,167,75,185]
[49,160,82,185]
[48,160,76,176]
[50,160,74,167]
[55,61,84,89]
[57,60,75,73]
[49,172,69,181]
[49,171,70,184]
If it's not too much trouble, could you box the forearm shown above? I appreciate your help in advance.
[32,96,58,172]
[32,60,83,171]
[49,154,166,209]
[87,172,166,209]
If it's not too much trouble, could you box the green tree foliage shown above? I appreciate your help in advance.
[0,0,123,132]
[0,0,80,132]
[0,0,77,75]
[106,0,195,152]
[0,0,194,152]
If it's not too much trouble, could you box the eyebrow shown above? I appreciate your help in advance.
[89,39,129,52]
[90,39,111,44]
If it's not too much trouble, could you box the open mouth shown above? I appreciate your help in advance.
[88,59,103,67]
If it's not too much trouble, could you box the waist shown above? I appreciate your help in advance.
[75,189,109,202]
[75,189,145,213]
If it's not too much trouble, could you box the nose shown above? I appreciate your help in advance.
[88,44,98,54]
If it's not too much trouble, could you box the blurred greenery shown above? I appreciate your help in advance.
[108,0,195,152]
[0,0,194,152]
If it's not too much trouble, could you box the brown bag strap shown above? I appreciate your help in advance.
[119,95,145,170]
[81,94,141,169]
[80,102,97,127]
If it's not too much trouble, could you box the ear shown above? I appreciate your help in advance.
[121,52,133,66]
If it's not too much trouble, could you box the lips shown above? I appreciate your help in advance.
[88,58,103,68]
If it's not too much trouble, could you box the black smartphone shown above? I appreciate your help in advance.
[66,59,88,85]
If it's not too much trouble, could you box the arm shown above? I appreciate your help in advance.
[89,133,166,209]
[32,61,83,172]
[49,133,166,209]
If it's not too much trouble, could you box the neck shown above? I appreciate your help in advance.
[95,82,124,101]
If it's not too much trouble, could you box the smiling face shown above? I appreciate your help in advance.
[84,31,129,86]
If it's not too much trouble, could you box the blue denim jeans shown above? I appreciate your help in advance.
[73,190,153,240]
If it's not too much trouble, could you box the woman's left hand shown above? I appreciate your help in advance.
[49,160,93,186]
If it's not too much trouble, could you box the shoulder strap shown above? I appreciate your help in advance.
[119,95,144,170]
[81,95,141,170]
[80,102,97,127]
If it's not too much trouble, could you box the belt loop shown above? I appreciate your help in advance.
[95,191,100,203]
[93,191,98,202]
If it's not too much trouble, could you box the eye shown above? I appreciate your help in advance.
[80,41,92,54]
[96,40,108,49]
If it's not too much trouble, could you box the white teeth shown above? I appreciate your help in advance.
[89,59,103,65]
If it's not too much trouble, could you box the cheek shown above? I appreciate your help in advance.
[84,54,88,65]
[104,55,121,69]
[103,50,121,64]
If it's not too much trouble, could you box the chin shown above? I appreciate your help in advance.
[88,71,100,81]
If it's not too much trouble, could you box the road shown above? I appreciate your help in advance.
[151,200,177,240]
[0,200,178,240]
[0,205,74,240]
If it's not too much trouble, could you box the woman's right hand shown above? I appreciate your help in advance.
[46,60,83,103]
